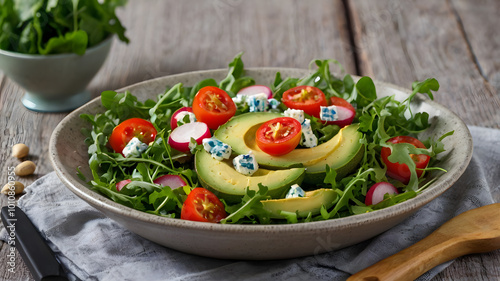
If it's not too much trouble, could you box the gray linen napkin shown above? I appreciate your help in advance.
[2,126,499,281]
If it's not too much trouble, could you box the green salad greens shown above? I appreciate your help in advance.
[0,0,128,55]
[80,53,452,224]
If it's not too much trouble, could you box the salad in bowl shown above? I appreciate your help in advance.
[78,53,453,225]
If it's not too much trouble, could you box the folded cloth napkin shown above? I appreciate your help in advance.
[2,126,499,281]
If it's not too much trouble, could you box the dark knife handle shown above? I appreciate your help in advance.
[1,206,68,281]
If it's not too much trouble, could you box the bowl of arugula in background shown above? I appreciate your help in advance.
[0,0,129,112]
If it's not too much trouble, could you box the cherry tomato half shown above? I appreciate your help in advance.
[181,188,227,223]
[256,117,302,156]
[282,85,327,118]
[327,96,356,127]
[380,136,430,184]
[108,118,157,155]
[192,86,236,130]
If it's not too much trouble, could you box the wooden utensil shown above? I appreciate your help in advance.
[347,203,500,281]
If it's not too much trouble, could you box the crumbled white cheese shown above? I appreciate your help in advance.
[233,151,258,176]
[285,184,305,198]
[300,119,318,148]
[202,138,232,160]
[320,105,338,122]
[283,108,305,124]
[247,93,269,112]
[268,98,280,109]
[232,95,245,104]
[175,111,197,127]
[122,137,149,157]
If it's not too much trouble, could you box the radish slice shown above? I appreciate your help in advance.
[168,122,211,153]
[327,96,356,128]
[153,175,187,189]
[170,107,195,130]
[116,179,131,192]
[327,106,355,128]
[237,85,273,99]
[365,182,399,205]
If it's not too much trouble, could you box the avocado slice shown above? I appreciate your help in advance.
[304,124,364,184]
[214,112,343,169]
[195,149,305,203]
[261,188,338,218]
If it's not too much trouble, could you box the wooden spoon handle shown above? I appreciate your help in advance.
[347,203,500,281]
[347,231,464,281]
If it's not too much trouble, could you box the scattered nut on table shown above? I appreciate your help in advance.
[14,160,36,176]
[12,143,29,158]
[1,181,25,195]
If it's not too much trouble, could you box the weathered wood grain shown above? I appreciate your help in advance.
[0,0,499,280]
[348,0,500,280]
[450,0,500,94]
[105,0,356,90]
[349,0,500,129]
[0,1,354,280]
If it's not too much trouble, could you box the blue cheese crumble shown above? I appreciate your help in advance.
[233,151,258,176]
[268,98,280,109]
[247,93,269,112]
[285,184,305,198]
[300,119,318,148]
[233,95,280,112]
[232,95,245,104]
[283,108,317,148]
[202,138,232,160]
[122,137,149,158]
[283,108,305,124]
[320,105,338,122]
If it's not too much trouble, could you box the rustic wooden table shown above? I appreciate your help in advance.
[1,0,499,280]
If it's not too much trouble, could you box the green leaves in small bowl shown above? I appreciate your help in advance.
[0,0,129,55]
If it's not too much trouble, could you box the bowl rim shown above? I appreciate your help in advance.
[49,67,473,234]
[0,35,113,59]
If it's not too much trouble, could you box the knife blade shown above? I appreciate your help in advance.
[1,206,68,281]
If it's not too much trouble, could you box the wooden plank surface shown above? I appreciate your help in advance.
[348,1,500,280]
[451,0,500,94]
[0,0,499,280]
[349,0,500,129]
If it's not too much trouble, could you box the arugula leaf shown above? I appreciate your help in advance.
[149,186,184,216]
[149,83,187,129]
[271,75,299,101]
[189,78,218,100]
[38,30,88,55]
[89,181,147,211]
[354,76,377,108]
[221,184,271,224]
[412,78,439,100]
[219,52,255,96]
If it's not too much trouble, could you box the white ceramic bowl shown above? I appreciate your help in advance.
[49,68,472,260]
[0,37,112,112]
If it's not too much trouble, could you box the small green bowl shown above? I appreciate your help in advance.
[0,37,112,112]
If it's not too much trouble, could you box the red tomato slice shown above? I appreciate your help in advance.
[256,117,302,156]
[108,118,157,155]
[192,86,236,129]
[380,136,430,184]
[327,96,356,127]
[282,85,327,118]
[181,188,227,223]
